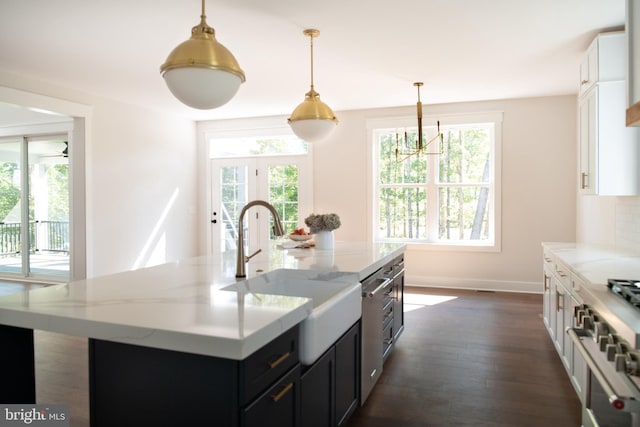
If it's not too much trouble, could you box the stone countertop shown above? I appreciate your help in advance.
[543,242,640,285]
[543,242,640,346]
[0,241,405,360]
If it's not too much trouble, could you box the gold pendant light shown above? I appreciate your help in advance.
[288,29,338,142]
[160,0,245,109]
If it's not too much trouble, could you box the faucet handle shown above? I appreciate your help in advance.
[245,248,262,262]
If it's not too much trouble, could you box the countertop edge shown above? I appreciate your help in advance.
[0,301,313,360]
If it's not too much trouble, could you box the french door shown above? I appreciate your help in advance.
[210,155,312,255]
[0,134,70,280]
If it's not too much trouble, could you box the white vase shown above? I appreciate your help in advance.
[314,230,334,250]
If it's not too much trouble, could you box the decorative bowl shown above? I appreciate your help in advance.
[289,234,313,242]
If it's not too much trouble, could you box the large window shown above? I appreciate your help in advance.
[371,112,502,250]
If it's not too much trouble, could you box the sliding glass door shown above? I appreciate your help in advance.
[0,135,70,280]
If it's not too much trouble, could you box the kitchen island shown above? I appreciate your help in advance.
[0,241,405,427]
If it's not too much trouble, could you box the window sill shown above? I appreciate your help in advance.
[378,241,501,253]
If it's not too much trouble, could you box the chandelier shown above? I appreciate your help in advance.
[395,82,443,162]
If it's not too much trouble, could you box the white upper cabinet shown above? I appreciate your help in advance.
[578,32,640,195]
[627,0,640,126]
[579,32,626,96]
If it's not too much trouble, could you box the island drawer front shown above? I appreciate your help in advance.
[241,364,301,427]
[240,324,300,405]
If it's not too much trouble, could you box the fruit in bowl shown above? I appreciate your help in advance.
[289,228,313,241]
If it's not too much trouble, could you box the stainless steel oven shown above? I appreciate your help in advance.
[360,269,392,404]
[569,303,640,427]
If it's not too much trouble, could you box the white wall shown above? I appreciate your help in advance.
[314,95,578,292]
[0,71,199,278]
[88,101,198,276]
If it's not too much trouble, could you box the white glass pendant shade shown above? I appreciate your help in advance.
[289,117,337,142]
[163,68,243,109]
[160,6,245,110]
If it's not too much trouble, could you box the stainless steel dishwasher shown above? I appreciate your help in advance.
[360,268,393,404]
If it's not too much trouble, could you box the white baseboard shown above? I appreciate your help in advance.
[405,274,541,294]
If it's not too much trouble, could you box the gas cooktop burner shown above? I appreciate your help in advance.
[608,279,640,307]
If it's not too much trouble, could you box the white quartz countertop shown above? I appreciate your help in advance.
[0,241,405,360]
[543,242,640,285]
[543,242,640,345]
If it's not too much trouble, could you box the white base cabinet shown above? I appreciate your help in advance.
[542,248,587,404]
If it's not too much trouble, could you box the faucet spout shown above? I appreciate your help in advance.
[236,200,286,278]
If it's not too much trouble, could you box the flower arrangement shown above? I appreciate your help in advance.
[304,213,341,234]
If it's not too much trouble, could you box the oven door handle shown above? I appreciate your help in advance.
[365,278,392,298]
[568,327,640,413]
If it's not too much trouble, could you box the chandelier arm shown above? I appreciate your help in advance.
[396,153,413,163]
[425,133,442,148]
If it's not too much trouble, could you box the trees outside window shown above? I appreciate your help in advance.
[372,113,501,249]
[209,134,313,255]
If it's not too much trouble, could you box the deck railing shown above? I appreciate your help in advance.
[0,221,69,256]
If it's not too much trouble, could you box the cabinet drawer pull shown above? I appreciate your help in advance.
[556,291,564,311]
[581,79,589,86]
[268,351,291,369]
[270,382,293,402]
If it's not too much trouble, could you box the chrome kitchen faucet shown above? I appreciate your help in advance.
[235,200,285,278]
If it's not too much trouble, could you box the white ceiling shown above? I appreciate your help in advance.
[0,0,626,124]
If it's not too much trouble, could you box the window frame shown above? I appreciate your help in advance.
[368,111,502,252]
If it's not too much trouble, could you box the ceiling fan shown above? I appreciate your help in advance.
[40,141,68,158]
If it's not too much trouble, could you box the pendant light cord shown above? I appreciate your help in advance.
[309,33,315,91]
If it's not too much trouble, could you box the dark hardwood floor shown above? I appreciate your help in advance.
[35,330,89,427]
[347,286,581,427]
[31,286,580,427]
